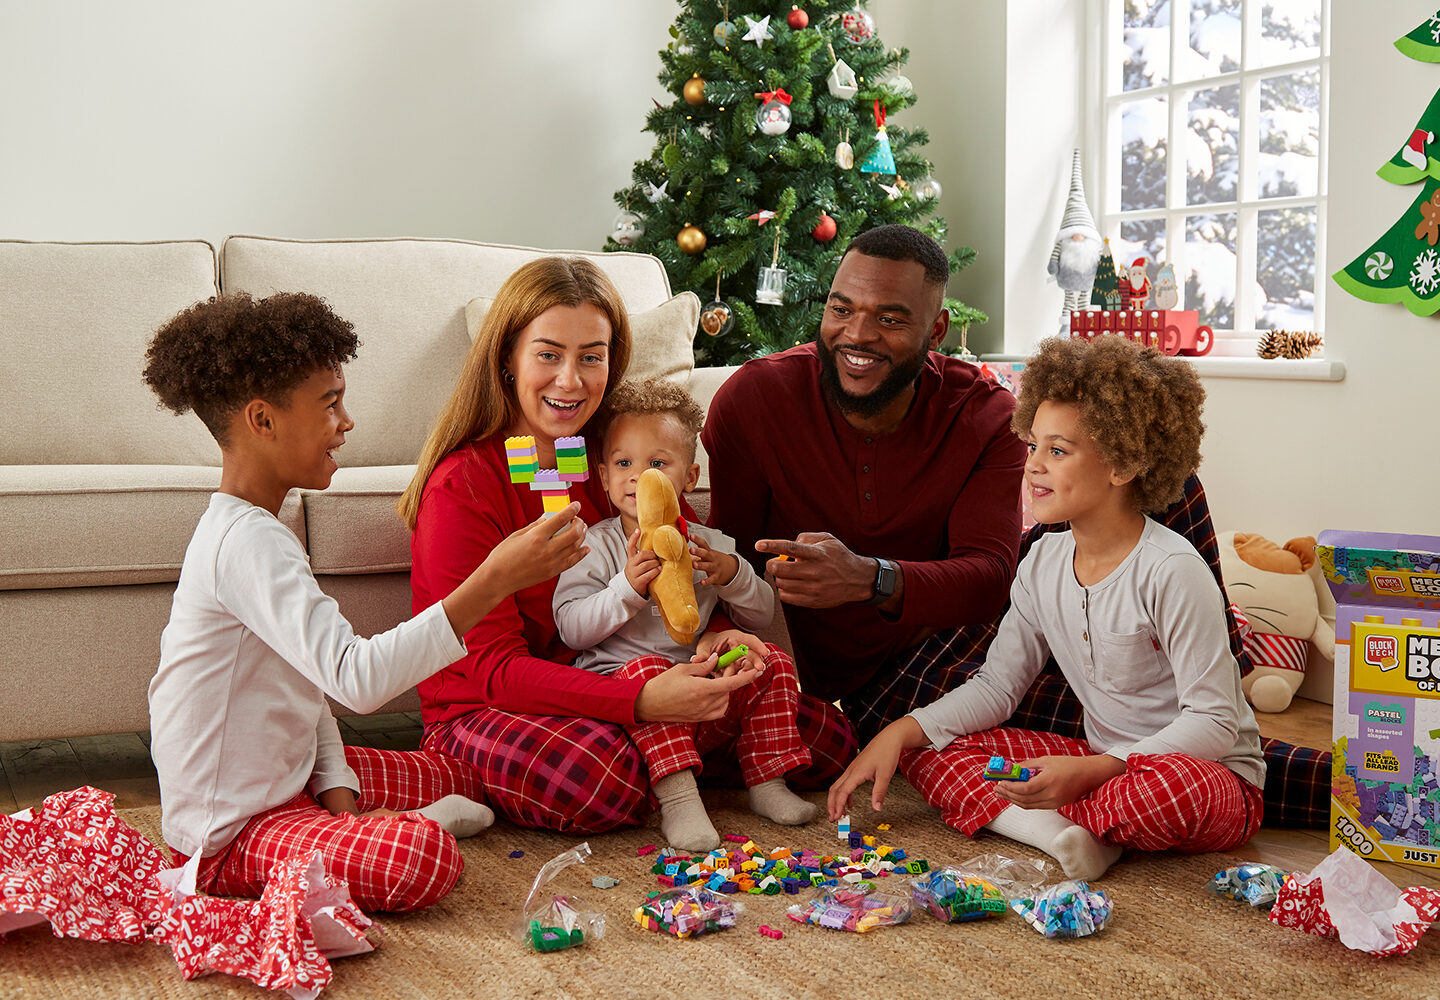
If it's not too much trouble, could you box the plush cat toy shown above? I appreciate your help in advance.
[637,467,701,646]
[1218,531,1335,713]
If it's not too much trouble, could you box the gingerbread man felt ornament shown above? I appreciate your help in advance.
[1416,188,1440,245]
[637,468,701,645]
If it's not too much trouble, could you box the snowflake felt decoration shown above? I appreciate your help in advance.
[1410,247,1440,295]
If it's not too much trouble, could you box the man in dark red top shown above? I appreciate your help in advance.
[702,225,1027,726]
[704,225,1331,830]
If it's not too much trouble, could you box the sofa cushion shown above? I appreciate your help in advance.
[220,236,676,469]
[0,240,221,466]
[464,291,699,384]
[0,466,304,589]
[301,466,416,575]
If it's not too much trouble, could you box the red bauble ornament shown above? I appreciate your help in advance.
[787,7,809,29]
[812,212,837,242]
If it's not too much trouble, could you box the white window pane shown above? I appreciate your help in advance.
[1116,218,1168,269]
[1181,0,1242,82]
[1185,212,1238,329]
[1258,0,1321,66]
[1124,0,1170,92]
[1259,70,1320,198]
[1122,97,1168,211]
[1188,84,1240,205]
[1257,206,1316,330]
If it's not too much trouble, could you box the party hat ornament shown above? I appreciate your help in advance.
[859,101,895,175]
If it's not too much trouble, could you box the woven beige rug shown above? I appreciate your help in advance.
[4,780,1437,1000]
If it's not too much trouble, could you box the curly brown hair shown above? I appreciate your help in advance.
[1012,336,1205,514]
[143,292,359,447]
[597,377,705,460]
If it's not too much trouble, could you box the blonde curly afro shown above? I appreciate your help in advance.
[1012,336,1205,514]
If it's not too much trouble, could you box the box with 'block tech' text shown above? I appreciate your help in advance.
[1318,531,1440,870]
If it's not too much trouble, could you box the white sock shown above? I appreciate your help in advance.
[417,794,494,839]
[748,778,818,826]
[652,769,719,853]
[985,804,1122,881]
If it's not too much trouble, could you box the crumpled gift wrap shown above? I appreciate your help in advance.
[0,786,168,941]
[1268,846,1440,956]
[152,849,376,1000]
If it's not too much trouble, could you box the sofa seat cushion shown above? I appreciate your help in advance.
[0,467,304,589]
[301,466,416,575]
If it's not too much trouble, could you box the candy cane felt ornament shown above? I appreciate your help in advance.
[636,468,701,645]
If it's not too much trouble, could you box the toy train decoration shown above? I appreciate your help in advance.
[1068,307,1214,357]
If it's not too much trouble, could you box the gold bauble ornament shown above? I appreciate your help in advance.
[676,224,707,254]
[683,74,706,106]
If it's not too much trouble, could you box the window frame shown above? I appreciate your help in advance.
[1094,0,1331,356]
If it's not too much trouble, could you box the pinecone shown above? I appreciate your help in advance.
[1257,330,1284,359]
[1256,330,1323,359]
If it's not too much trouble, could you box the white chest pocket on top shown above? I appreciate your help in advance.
[1095,627,1166,693]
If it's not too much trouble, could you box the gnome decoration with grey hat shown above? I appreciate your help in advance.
[1047,149,1103,329]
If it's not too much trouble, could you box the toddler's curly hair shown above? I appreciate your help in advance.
[143,292,359,446]
[1012,336,1205,514]
[597,377,706,460]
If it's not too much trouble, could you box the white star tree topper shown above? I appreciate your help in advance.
[742,14,771,48]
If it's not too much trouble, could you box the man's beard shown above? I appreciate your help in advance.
[817,336,929,419]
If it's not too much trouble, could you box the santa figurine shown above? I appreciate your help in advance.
[1047,149,1103,331]
[1125,257,1152,310]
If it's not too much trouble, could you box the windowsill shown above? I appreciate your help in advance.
[979,354,1346,382]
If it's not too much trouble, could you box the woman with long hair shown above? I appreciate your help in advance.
[401,256,854,833]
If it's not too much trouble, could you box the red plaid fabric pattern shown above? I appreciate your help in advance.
[901,727,1264,853]
[844,475,1330,829]
[187,747,479,912]
[425,687,853,835]
[614,645,811,787]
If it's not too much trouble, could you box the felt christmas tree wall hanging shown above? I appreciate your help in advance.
[603,0,982,365]
[1335,16,1440,315]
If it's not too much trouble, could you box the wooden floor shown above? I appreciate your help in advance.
[5,699,1438,891]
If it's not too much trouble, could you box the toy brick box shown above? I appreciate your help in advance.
[1318,530,1440,869]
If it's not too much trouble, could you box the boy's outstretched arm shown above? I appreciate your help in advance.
[442,503,587,639]
[827,715,929,820]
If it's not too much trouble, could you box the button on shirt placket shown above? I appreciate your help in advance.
[859,436,878,525]
[1079,591,1095,681]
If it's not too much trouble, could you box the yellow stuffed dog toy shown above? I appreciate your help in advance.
[637,467,701,646]
[1217,531,1335,713]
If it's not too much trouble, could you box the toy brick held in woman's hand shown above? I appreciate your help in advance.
[637,468,701,645]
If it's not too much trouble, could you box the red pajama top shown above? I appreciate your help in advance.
[410,436,716,727]
[701,344,1027,701]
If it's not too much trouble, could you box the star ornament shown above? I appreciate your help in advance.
[742,14,771,48]
[879,180,904,200]
[644,180,669,204]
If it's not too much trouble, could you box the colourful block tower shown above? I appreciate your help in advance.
[505,434,589,517]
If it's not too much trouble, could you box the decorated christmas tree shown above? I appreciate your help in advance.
[1091,239,1123,310]
[603,1,979,366]
[1335,21,1440,316]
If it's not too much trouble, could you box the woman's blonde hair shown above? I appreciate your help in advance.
[397,256,632,528]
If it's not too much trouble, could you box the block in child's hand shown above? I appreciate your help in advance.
[982,755,1031,782]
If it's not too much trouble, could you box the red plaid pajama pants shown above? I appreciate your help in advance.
[901,727,1264,853]
[613,646,810,786]
[177,746,484,912]
[425,646,855,835]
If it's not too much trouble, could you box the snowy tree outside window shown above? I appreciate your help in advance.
[1101,0,1328,355]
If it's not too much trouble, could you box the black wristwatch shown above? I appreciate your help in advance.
[867,557,897,606]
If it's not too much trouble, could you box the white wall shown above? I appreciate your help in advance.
[0,0,676,250]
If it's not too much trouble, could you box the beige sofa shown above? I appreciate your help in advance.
[0,236,737,742]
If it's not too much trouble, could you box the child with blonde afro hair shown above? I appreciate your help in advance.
[830,334,1264,881]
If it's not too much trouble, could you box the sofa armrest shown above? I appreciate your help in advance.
[688,365,740,490]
